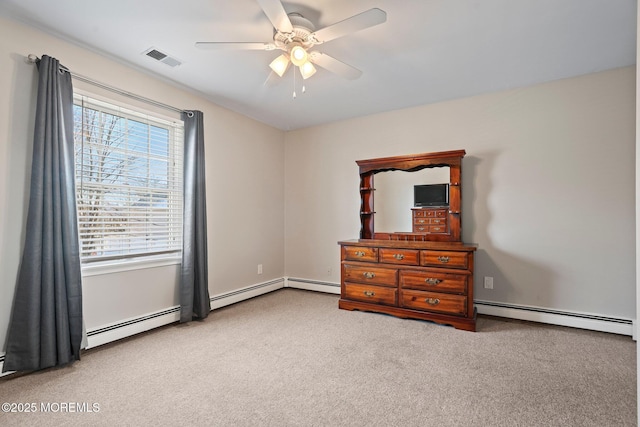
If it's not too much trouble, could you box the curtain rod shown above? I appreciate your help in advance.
[26,54,191,116]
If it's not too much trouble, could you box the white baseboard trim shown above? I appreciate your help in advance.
[84,278,286,349]
[285,277,341,294]
[283,279,634,336]
[86,308,180,349]
[0,277,284,377]
[476,300,634,336]
[2,281,630,376]
[210,278,285,309]
[0,278,287,376]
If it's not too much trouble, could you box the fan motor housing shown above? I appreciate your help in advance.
[273,13,315,51]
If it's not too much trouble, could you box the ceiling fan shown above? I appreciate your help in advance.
[195,0,387,82]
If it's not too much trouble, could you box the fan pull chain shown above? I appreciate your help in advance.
[291,68,308,99]
[292,68,296,99]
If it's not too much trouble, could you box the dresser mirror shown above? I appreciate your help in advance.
[375,167,450,232]
[356,150,465,242]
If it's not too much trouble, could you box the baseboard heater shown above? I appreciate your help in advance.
[87,307,180,338]
[85,278,285,349]
[475,300,634,336]
[0,280,286,375]
[285,277,341,294]
[210,278,284,304]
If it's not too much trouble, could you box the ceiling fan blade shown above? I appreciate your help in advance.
[311,8,387,44]
[256,0,293,33]
[195,42,276,51]
[309,52,362,80]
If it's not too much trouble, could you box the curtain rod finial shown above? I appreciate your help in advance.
[26,54,39,64]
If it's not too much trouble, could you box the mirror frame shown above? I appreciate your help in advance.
[356,149,465,242]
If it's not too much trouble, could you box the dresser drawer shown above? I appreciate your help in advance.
[379,248,419,265]
[344,282,397,306]
[399,270,467,294]
[413,225,448,233]
[429,225,447,233]
[343,246,378,262]
[401,289,466,315]
[414,217,447,225]
[343,264,397,286]
[423,209,447,218]
[421,250,469,269]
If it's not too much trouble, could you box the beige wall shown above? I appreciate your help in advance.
[0,17,285,351]
[285,66,636,318]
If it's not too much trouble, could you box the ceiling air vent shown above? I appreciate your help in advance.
[143,47,182,68]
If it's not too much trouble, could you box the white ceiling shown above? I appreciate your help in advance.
[1,0,636,130]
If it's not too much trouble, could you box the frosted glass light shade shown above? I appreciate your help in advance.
[290,45,308,67]
[299,61,316,79]
[269,54,290,77]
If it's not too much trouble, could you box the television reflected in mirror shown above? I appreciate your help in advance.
[414,183,449,207]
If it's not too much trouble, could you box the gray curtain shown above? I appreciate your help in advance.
[3,55,83,372]
[180,110,210,322]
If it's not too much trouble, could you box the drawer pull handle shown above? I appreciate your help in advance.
[354,251,366,257]
[425,278,442,285]
[363,272,376,279]
[364,290,375,297]
[393,253,405,260]
[419,219,425,223]
[437,256,450,263]
[418,227,425,231]
[426,298,440,306]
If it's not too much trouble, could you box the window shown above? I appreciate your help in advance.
[73,94,184,262]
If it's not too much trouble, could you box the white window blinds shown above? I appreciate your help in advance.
[73,94,184,262]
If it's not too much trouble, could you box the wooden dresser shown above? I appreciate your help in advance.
[339,239,477,331]
[341,150,477,331]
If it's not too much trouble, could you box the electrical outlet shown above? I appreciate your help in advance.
[484,276,494,289]
[257,264,263,275]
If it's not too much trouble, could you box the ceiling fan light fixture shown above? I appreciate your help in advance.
[299,61,316,79]
[290,45,308,67]
[269,54,290,77]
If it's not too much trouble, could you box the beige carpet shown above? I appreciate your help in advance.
[0,289,636,426]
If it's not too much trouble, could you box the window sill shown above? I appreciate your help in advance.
[81,254,181,277]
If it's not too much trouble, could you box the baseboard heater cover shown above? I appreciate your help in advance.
[475,300,633,336]
[209,278,284,310]
[285,277,341,294]
[87,307,179,338]
[210,278,284,304]
[84,278,285,349]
